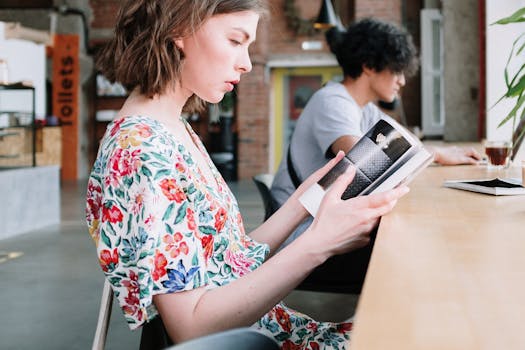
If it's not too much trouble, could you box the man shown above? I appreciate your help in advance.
[270,18,480,292]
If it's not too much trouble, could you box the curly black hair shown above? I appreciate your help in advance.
[326,18,419,79]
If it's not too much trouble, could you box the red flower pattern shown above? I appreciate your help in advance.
[102,203,123,223]
[214,207,227,232]
[275,305,292,333]
[225,249,255,277]
[308,342,320,350]
[200,234,214,263]
[152,249,168,281]
[159,178,186,202]
[109,148,141,180]
[109,118,124,136]
[121,270,140,295]
[163,232,189,258]
[281,340,302,350]
[186,207,196,231]
[99,248,119,272]
[336,322,353,333]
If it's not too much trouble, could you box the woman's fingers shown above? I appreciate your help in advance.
[309,151,347,183]
[323,164,356,201]
[350,186,409,210]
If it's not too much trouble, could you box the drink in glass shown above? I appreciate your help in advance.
[484,140,511,170]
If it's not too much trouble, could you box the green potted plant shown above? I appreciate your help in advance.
[492,7,525,157]
[219,91,235,117]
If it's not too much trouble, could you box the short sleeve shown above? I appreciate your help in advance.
[87,119,212,330]
[362,102,386,131]
[311,88,363,156]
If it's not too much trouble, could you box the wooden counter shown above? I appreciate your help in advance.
[350,164,525,350]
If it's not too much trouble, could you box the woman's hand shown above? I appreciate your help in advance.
[288,151,347,204]
[300,161,410,258]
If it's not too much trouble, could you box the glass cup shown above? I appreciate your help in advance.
[484,140,512,170]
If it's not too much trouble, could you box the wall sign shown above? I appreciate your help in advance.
[52,34,79,180]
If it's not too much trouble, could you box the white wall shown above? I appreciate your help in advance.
[485,0,525,141]
[0,22,46,119]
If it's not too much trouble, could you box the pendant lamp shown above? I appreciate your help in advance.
[313,0,338,29]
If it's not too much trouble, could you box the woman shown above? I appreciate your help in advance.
[85,2,408,348]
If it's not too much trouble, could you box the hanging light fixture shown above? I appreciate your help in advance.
[313,0,338,29]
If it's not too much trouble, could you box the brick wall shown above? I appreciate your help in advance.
[354,0,401,23]
[89,0,121,29]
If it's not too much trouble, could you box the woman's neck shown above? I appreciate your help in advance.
[118,86,190,129]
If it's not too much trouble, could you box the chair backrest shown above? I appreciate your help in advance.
[92,279,113,350]
[164,328,279,350]
[252,173,277,221]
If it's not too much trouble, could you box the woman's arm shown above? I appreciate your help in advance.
[154,160,409,343]
[250,138,361,251]
[248,153,344,251]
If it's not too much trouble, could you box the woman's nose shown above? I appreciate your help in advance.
[236,49,252,74]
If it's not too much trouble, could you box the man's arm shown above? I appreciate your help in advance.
[330,134,360,155]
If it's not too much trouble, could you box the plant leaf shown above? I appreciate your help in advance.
[498,94,525,128]
[516,37,525,56]
[508,63,525,89]
[507,75,525,97]
[491,7,525,25]
[503,33,525,87]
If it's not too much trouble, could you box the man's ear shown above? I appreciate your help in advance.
[362,65,374,76]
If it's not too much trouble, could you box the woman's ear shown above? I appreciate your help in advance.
[174,38,184,51]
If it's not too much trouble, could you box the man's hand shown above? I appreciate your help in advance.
[431,146,482,166]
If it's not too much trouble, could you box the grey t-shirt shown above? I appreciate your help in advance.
[270,81,384,246]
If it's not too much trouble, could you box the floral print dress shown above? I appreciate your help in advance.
[85,115,352,349]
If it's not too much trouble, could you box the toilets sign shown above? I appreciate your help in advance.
[52,34,79,180]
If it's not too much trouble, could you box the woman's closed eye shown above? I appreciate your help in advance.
[229,39,242,46]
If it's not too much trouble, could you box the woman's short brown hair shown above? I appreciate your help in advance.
[97,0,267,112]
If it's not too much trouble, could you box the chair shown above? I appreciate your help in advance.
[91,279,113,350]
[252,173,278,221]
[164,328,279,350]
[91,279,175,350]
[252,173,373,294]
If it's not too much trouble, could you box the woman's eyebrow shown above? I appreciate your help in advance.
[232,27,254,42]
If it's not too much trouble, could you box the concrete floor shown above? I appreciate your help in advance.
[0,179,358,350]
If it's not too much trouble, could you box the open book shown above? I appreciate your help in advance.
[443,178,525,196]
[299,115,434,216]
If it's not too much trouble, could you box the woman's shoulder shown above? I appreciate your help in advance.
[104,115,175,149]
[94,115,178,171]
[107,115,161,136]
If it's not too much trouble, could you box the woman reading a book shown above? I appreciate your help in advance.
[85,1,410,348]
[270,17,481,291]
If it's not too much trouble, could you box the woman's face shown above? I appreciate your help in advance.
[369,69,406,102]
[176,10,259,103]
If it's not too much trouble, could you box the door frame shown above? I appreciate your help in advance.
[269,66,342,172]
